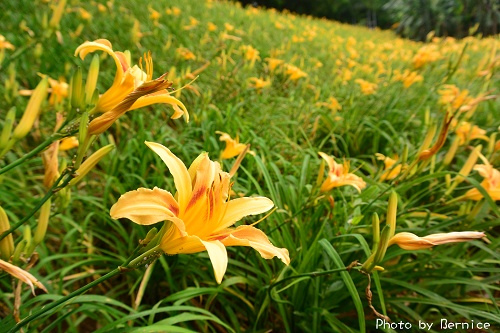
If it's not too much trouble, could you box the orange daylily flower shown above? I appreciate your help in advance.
[318,152,366,192]
[355,79,377,95]
[454,121,489,145]
[285,64,307,81]
[248,77,271,90]
[375,153,405,181]
[110,142,290,283]
[216,131,255,159]
[463,163,500,201]
[74,39,189,135]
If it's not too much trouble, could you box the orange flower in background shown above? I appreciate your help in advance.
[265,58,284,72]
[392,69,423,88]
[454,121,489,145]
[110,142,290,283]
[375,153,405,181]
[183,16,199,30]
[413,45,441,69]
[176,47,196,61]
[248,77,271,90]
[216,131,255,159]
[355,79,377,95]
[463,163,500,201]
[285,64,307,81]
[241,45,260,67]
[166,7,181,16]
[0,35,15,50]
[318,152,366,193]
[438,85,471,110]
[316,97,342,112]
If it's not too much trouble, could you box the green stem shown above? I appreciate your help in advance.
[7,268,122,333]
[0,171,74,242]
[0,133,64,175]
[268,267,348,301]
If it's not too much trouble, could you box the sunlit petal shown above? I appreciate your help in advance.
[216,197,274,231]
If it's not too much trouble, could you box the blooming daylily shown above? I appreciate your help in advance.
[248,77,271,90]
[74,39,189,135]
[216,131,255,159]
[454,121,489,145]
[110,142,290,283]
[463,163,500,201]
[388,231,485,250]
[355,79,377,95]
[375,153,405,181]
[318,152,366,193]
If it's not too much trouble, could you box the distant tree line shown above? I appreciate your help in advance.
[236,0,500,41]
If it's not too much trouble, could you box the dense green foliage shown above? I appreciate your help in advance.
[0,0,499,332]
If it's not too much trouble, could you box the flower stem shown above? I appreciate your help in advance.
[0,133,64,175]
[0,170,74,242]
[7,268,122,333]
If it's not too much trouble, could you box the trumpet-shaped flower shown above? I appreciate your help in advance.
[285,64,307,81]
[216,131,255,159]
[110,142,289,283]
[74,39,189,135]
[318,152,366,192]
[355,79,377,95]
[463,163,500,201]
[388,231,485,250]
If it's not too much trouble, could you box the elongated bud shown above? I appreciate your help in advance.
[387,191,398,239]
[78,112,89,146]
[488,132,497,157]
[316,158,325,188]
[30,200,51,254]
[361,226,391,274]
[443,136,460,166]
[71,67,84,110]
[0,207,14,260]
[140,227,158,246]
[49,0,67,29]
[12,77,49,140]
[85,54,100,104]
[371,213,380,253]
[0,107,16,149]
[69,144,115,186]
[388,231,485,250]
[445,145,482,196]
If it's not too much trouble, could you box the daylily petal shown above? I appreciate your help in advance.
[318,152,335,171]
[145,142,192,209]
[200,239,228,284]
[110,187,182,227]
[129,91,189,121]
[216,197,274,231]
[74,39,126,87]
[220,225,290,265]
[95,70,135,113]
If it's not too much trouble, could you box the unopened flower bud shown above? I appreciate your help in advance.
[69,144,115,186]
[0,207,14,261]
[12,77,49,140]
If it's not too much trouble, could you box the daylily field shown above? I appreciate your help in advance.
[0,0,499,332]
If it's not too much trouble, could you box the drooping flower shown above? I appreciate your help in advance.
[388,231,485,250]
[216,131,255,159]
[74,39,188,135]
[463,163,500,201]
[110,142,289,283]
[0,259,47,295]
[318,152,366,192]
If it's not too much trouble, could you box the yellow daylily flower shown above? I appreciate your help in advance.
[285,64,307,81]
[248,77,271,90]
[454,121,489,145]
[318,152,366,192]
[74,39,189,135]
[0,35,15,50]
[110,142,290,284]
[355,79,377,95]
[388,231,485,250]
[216,131,255,159]
[463,163,500,201]
[375,153,405,181]
[265,58,284,72]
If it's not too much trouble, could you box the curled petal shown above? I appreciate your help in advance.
[110,187,184,231]
[130,91,189,122]
[388,231,485,250]
[201,239,228,284]
[220,225,290,265]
